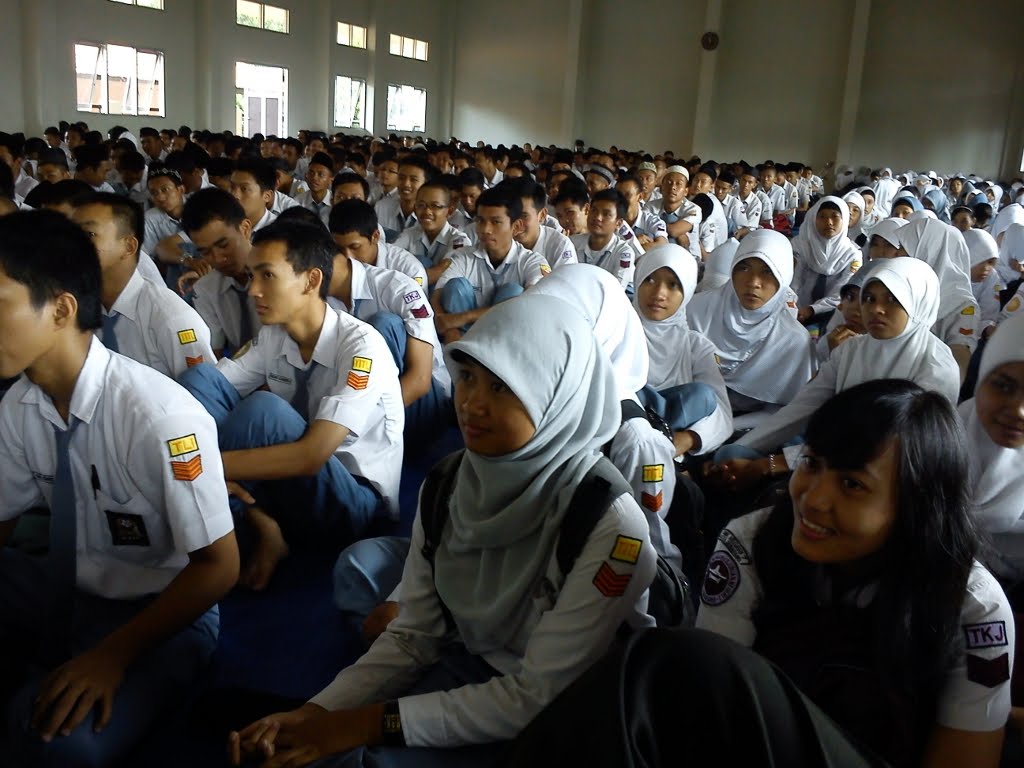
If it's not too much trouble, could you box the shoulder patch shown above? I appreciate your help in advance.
[352,356,373,373]
[961,305,975,315]
[714,353,722,365]
[701,550,741,606]
[786,300,797,309]
[167,434,199,458]
[641,490,663,513]
[414,276,424,286]
[403,291,419,304]
[1006,296,1022,313]
[609,535,643,565]
[411,305,430,319]
[185,355,205,367]
[964,621,1008,650]
[641,464,664,483]
[965,652,1010,688]
[170,454,203,481]
[718,528,752,565]
[958,327,973,336]
[177,329,198,345]
[347,371,369,390]
[593,561,631,597]
[850,260,861,273]
[540,264,552,276]
[619,256,632,268]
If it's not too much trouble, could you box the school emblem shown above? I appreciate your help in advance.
[592,562,631,597]
[414,277,424,286]
[642,464,664,483]
[619,257,631,268]
[961,305,976,316]
[701,550,741,606]
[185,355,205,367]
[610,535,643,565]
[403,291,419,304]
[411,305,430,319]
[641,491,663,513]
[850,260,861,273]
[177,329,198,345]
[167,434,199,458]
[347,372,370,390]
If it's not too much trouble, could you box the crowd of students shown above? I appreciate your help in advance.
[0,120,1022,767]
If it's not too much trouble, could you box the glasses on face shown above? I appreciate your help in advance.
[414,201,449,212]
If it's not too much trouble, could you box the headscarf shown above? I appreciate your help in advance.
[438,294,621,654]
[686,229,814,404]
[991,203,1024,243]
[960,313,1024,579]
[792,196,858,275]
[997,223,1024,284]
[632,244,699,390]
[890,194,923,214]
[862,216,909,261]
[988,184,1004,213]
[897,218,976,317]
[843,190,867,241]
[962,228,999,268]
[527,263,649,401]
[922,189,950,223]
[698,238,739,292]
[908,209,937,222]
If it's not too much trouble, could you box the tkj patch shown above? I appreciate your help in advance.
[964,621,1008,650]
[701,550,741,606]
[609,535,643,565]
[177,329,198,345]
[593,562,631,597]
[403,291,419,304]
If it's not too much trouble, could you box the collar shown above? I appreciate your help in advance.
[21,336,109,430]
[281,302,336,369]
[348,258,374,305]
[108,267,144,321]
[215,270,250,296]
[471,241,519,269]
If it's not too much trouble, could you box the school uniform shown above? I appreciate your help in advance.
[733,192,762,232]
[448,207,474,235]
[624,207,668,244]
[963,229,1003,330]
[699,195,729,253]
[393,222,470,274]
[375,195,417,243]
[569,234,635,291]
[14,168,38,199]
[648,198,702,260]
[292,189,332,226]
[0,338,231,765]
[99,269,215,378]
[527,225,578,271]
[482,168,503,189]
[790,197,863,316]
[135,250,165,285]
[375,241,428,288]
[192,270,262,353]
[435,241,549,313]
[761,184,787,222]
[542,212,562,230]
[143,207,195,291]
[271,190,302,216]
[250,208,278,235]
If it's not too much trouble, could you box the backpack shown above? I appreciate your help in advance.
[419,450,695,632]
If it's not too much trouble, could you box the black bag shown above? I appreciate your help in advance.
[418,450,694,631]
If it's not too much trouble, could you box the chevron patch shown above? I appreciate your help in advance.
[170,454,203,481]
[593,562,631,597]
[641,490,663,513]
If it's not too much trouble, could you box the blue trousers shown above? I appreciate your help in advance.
[364,312,453,443]
[333,536,411,619]
[441,278,524,323]
[0,549,218,768]
[179,364,381,548]
[638,382,717,432]
[713,443,766,463]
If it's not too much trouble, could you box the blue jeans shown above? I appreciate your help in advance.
[440,278,524,323]
[1,549,218,768]
[638,382,717,432]
[333,536,411,618]
[179,364,382,547]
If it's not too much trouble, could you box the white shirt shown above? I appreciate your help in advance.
[136,250,165,285]
[762,184,788,218]
[271,190,302,216]
[435,242,550,307]
[375,195,417,242]
[251,209,279,235]
[648,198,702,260]
[0,338,233,599]
[733,193,763,231]
[217,305,404,518]
[142,207,186,256]
[624,208,668,244]
[393,222,470,268]
[524,226,577,271]
[292,189,332,226]
[101,270,215,378]
[374,241,428,288]
[570,234,636,291]
[14,169,38,200]
[482,168,504,189]
[192,270,262,352]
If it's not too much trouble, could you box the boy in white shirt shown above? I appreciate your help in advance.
[473,146,503,189]
[394,181,470,286]
[330,199,427,287]
[507,177,577,271]
[144,166,196,290]
[450,168,484,237]
[293,152,335,226]
[375,156,432,243]
[139,127,167,165]
[72,145,115,194]
[759,164,790,229]
[648,165,702,260]
[636,161,661,205]
[230,158,278,234]
[35,148,73,185]
[616,175,668,254]
[570,189,636,292]
[552,185,591,237]
[734,168,764,234]
[714,171,743,239]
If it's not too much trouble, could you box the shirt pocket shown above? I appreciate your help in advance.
[86,487,170,567]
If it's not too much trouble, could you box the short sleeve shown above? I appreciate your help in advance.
[192,279,227,351]
[0,385,45,519]
[433,253,470,294]
[216,329,273,397]
[521,252,550,288]
[313,339,391,437]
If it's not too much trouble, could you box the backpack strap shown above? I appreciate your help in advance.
[556,457,634,576]
[418,449,464,633]
[620,398,675,444]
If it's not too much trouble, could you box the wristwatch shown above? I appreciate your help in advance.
[381,700,405,747]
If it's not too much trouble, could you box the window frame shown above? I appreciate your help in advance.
[388,33,429,62]
[337,21,368,49]
[333,75,368,131]
[236,0,290,34]
[108,0,164,8]
[74,41,166,117]
[386,83,427,133]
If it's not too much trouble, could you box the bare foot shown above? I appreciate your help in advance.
[240,507,289,591]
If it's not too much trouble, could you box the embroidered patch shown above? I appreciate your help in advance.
[105,511,150,546]
[623,230,633,241]
[185,355,205,367]
[593,562,631,597]
[964,621,1009,650]
[352,356,373,373]
[958,327,973,336]
[718,528,752,565]
[850,260,861,272]
[641,490,663,513]
[347,371,369,390]
[610,535,643,565]
[961,305,975,315]
[786,300,797,309]
[619,257,631,268]
[167,434,199,458]
[403,291,419,304]
[701,550,741,607]
[966,653,1010,688]
[414,276,424,286]
[268,372,292,384]
[714,354,722,365]
[540,264,552,276]
[411,305,430,319]
[1007,296,1022,313]
[177,329,198,345]
[642,464,664,483]
[170,454,203,481]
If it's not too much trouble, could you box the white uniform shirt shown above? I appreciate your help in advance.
[624,208,668,244]
[0,338,233,598]
[14,169,38,200]
[375,195,417,242]
[393,222,469,268]
[292,189,332,226]
[525,226,577,271]
[375,242,428,288]
[328,259,450,395]
[216,305,404,518]
[697,508,1014,733]
[482,169,503,189]
[434,242,549,307]
[251,209,278,235]
[101,270,215,378]
[136,250,165,285]
[762,185,788,220]
[570,234,636,291]
[142,207,186,256]
[700,195,730,253]
[192,270,262,352]
[271,190,302,216]
[648,198,702,260]
[734,193,763,231]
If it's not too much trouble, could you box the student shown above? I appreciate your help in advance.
[35,148,73,185]
[143,165,198,290]
[206,157,234,193]
[374,156,433,243]
[292,151,334,226]
[584,163,616,197]
[393,180,470,286]
[0,132,39,200]
[368,152,399,203]
[648,165,702,260]
[114,150,148,209]
[963,228,1002,333]
[506,178,577,271]
[616,174,668,252]
[228,294,656,767]
[431,185,549,343]
[691,193,727,261]
[569,189,636,292]
[180,221,404,590]
[757,163,789,230]
[449,167,484,236]
[139,127,167,165]
[473,145,503,189]
[842,189,866,245]
[636,160,660,204]
[330,199,427,288]
[552,186,590,237]
[790,196,862,325]
[230,158,278,234]
[952,204,975,233]
[890,193,922,220]
[732,168,763,236]
[0,210,238,767]
[994,208,1024,284]
[687,230,815,414]
[814,266,871,364]
[633,245,733,457]
[165,150,211,198]
[72,145,115,194]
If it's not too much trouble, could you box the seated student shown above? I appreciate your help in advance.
[890,193,923,220]
[858,186,883,231]
[229,294,656,767]
[690,167,729,245]
[275,156,308,200]
[0,132,38,201]
[790,196,862,325]
[648,165,702,260]
[332,171,370,206]
[329,199,427,288]
[552,185,590,237]
[691,193,727,262]
[842,189,866,245]
[71,193,213,376]
[293,151,334,226]
[633,245,733,458]
[231,157,278,234]
[165,149,210,199]
[143,165,198,291]
[687,230,815,415]
[511,379,1010,768]
[712,170,741,239]
[569,189,636,292]
[996,219,1024,288]
[473,144,504,189]
[963,227,1003,335]
[139,126,166,165]
[952,204,975,233]
[72,145,115,194]
[505,178,577,271]
[393,180,470,286]
[616,174,668,253]
[180,221,404,590]
[206,157,234,193]
[375,156,433,242]
[813,265,871,365]
[180,188,261,356]
[35,148,73,186]
[584,163,616,198]
[0,210,238,768]
[450,167,484,237]
[367,151,398,204]
[635,160,661,205]
[113,149,148,209]
[431,185,550,343]
[732,167,763,236]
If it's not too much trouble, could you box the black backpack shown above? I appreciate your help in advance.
[418,450,695,631]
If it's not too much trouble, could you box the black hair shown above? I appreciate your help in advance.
[276,206,327,230]
[207,157,235,180]
[328,198,378,238]
[0,162,13,199]
[859,187,875,200]
[0,210,102,331]
[972,203,993,226]
[435,173,461,195]
[552,186,590,208]
[615,174,642,193]
[692,192,715,221]
[331,171,370,199]
[309,151,334,172]
[819,201,842,214]
[417,179,453,203]
[43,179,95,208]
[72,143,109,171]
[44,126,60,138]
[504,161,532,179]
[457,167,485,190]
[181,187,246,233]
[693,164,718,183]
[75,191,145,251]
[398,154,436,181]
[950,205,973,220]
[251,220,334,299]
[476,184,524,221]
[0,132,24,159]
[717,170,737,186]
[473,145,497,162]
[590,188,626,220]
[165,150,199,176]
[146,162,184,189]
[751,380,975,742]
[283,137,304,155]
[372,148,397,167]
[233,157,276,192]
[139,127,160,139]
[504,177,547,213]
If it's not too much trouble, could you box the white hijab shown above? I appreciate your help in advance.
[960,313,1024,579]
[897,218,975,317]
[438,294,621,654]
[686,229,814,404]
[963,228,999,268]
[908,209,937,222]
[527,263,649,401]
[699,238,739,292]
[792,196,858,275]
[632,244,699,390]
[843,190,866,241]
[991,203,1024,244]
[996,222,1024,283]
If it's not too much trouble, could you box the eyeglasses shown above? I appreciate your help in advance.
[414,201,449,212]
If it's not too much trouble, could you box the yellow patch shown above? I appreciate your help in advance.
[167,434,199,458]
[232,341,253,360]
[610,535,643,565]
[714,353,722,365]
[961,305,975,316]
[642,464,664,483]
[414,277,424,286]
[850,260,861,272]
[1008,296,1022,313]
[352,356,373,373]
[540,264,552,276]
[177,329,198,345]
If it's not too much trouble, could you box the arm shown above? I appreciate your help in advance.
[222,419,350,480]
[921,727,1003,768]
[399,337,434,406]
[425,258,451,286]
[685,338,734,455]
[665,218,694,239]
[154,233,189,265]
[950,345,971,385]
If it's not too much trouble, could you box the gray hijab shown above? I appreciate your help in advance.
[437,293,622,654]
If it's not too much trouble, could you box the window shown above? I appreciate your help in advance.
[74,42,165,116]
[337,22,367,49]
[109,0,163,8]
[389,34,428,61]
[334,76,367,130]
[236,62,289,137]
[386,84,426,132]
[237,0,289,33]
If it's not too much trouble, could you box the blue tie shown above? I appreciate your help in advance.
[290,362,318,420]
[50,420,80,599]
[234,287,254,347]
[101,312,120,353]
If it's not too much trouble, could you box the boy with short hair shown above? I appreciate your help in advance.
[734,168,763,234]
[569,188,636,291]
[584,163,616,197]
[0,209,238,766]
[330,200,427,287]
[35,148,73,185]
[451,167,484,236]
[144,165,198,290]
[0,133,39,200]
[759,163,789,228]
[616,174,668,253]
[73,145,115,193]
[139,127,166,165]
[230,158,278,233]
[506,177,577,271]
[375,155,433,242]
[393,180,470,285]
[114,150,149,209]
[293,151,335,226]
[473,146,503,189]
[368,151,398,203]
[647,165,702,260]
[552,186,590,236]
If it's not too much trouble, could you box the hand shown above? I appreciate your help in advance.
[637,234,653,247]
[826,324,859,351]
[31,645,127,741]
[362,601,400,647]
[704,457,767,492]
[227,481,256,505]
[433,312,458,334]
[228,703,323,766]
[677,233,690,247]
[797,306,815,324]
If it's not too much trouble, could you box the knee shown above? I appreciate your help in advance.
[493,282,524,304]
[7,686,103,768]
[332,537,410,614]
[441,278,476,313]
[366,311,403,337]
[176,361,222,392]
[222,391,307,449]
[679,382,717,417]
